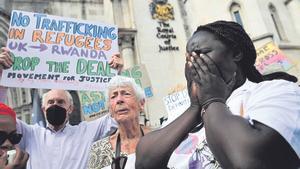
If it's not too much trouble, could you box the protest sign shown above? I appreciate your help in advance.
[121,64,153,98]
[255,42,294,75]
[78,90,108,121]
[162,89,190,126]
[79,64,152,121]
[0,10,118,91]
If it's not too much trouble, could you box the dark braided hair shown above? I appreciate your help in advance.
[194,20,264,83]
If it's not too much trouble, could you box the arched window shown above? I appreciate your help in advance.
[269,4,288,41]
[230,2,244,27]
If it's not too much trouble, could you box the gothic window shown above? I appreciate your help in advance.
[230,2,244,27]
[269,4,288,41]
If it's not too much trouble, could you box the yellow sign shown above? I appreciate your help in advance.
[255,42,294,75]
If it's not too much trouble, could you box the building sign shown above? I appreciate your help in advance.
[157,21,179,52]
[0,10,118,92]
[149,0,179,52]
[255,42,294,75]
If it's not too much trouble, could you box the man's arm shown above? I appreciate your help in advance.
[135,105,201,169]
[16,119,33,151]
[86,114,118,141]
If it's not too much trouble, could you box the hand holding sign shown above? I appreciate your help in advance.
[109,52,124,74]
[0,47,13,70]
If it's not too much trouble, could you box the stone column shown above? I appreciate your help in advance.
[119,29,136,69]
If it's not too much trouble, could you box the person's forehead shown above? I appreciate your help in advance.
[46,90,68,101]
[47,90,67,98]
[187,31,219,50]
[0,115,15,132]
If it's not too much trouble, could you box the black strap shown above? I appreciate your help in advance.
[115,126,144,158]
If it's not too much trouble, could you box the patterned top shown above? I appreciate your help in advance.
[88,137,127,169]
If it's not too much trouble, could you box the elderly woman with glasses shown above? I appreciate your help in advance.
[0,103,29,169]
[87,75,151,169]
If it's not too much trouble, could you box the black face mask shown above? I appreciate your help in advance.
[46,105,67,126]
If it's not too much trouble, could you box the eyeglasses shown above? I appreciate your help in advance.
[0,131,22,145]
[111,155,127,169]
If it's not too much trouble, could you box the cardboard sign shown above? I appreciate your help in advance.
[162,89,190,126]
[78,90,108,121]
[0,10,118,91]
[255,42,293,75]
[121,64,153,98]
[79,64,152,121]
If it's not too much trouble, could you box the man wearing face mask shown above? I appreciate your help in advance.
[16,89,118,169]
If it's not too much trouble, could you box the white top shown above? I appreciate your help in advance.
[17,114,117,169]
[227,79,300,158]
[168,79,300,168]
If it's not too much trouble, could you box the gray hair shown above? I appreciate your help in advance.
[42,90,74,107]
[106,75,145,104]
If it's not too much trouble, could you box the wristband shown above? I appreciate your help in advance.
[201,98,225,117]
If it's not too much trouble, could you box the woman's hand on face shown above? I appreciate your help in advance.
[0,47,13,71]
[187,52,235,105]
[185,53,200,107]
[109,53,124,73]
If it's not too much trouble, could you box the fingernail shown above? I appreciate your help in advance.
[190,56,194,62]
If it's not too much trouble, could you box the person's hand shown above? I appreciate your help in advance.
[108,53,123,74]
[187,52,235,106]
[2,147,29,169]
[185,53,200,107]
[0,47,13,71]
[0,150,8,169]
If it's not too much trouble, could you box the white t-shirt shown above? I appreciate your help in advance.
[227,79,300,158]
[168,79,300,168]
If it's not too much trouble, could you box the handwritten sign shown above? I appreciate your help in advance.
[79,64,152,121]
[121,64,153,98]
[162,89,190,126]
[255,42,293,74]
[0,10,118,91]
[78,91,108,121]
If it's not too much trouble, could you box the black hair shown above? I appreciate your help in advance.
[194,20,264,83]
[263,71,298,83]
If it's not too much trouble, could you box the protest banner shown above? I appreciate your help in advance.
[0,10,118,91]
[255,42,294,75]
[121,64,153,98]
[162,89,190,126]
[78,90,108,121]
[79,64,152,121]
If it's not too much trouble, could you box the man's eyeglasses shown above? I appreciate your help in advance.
[0,131,22,145]
[111,155,127,169]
